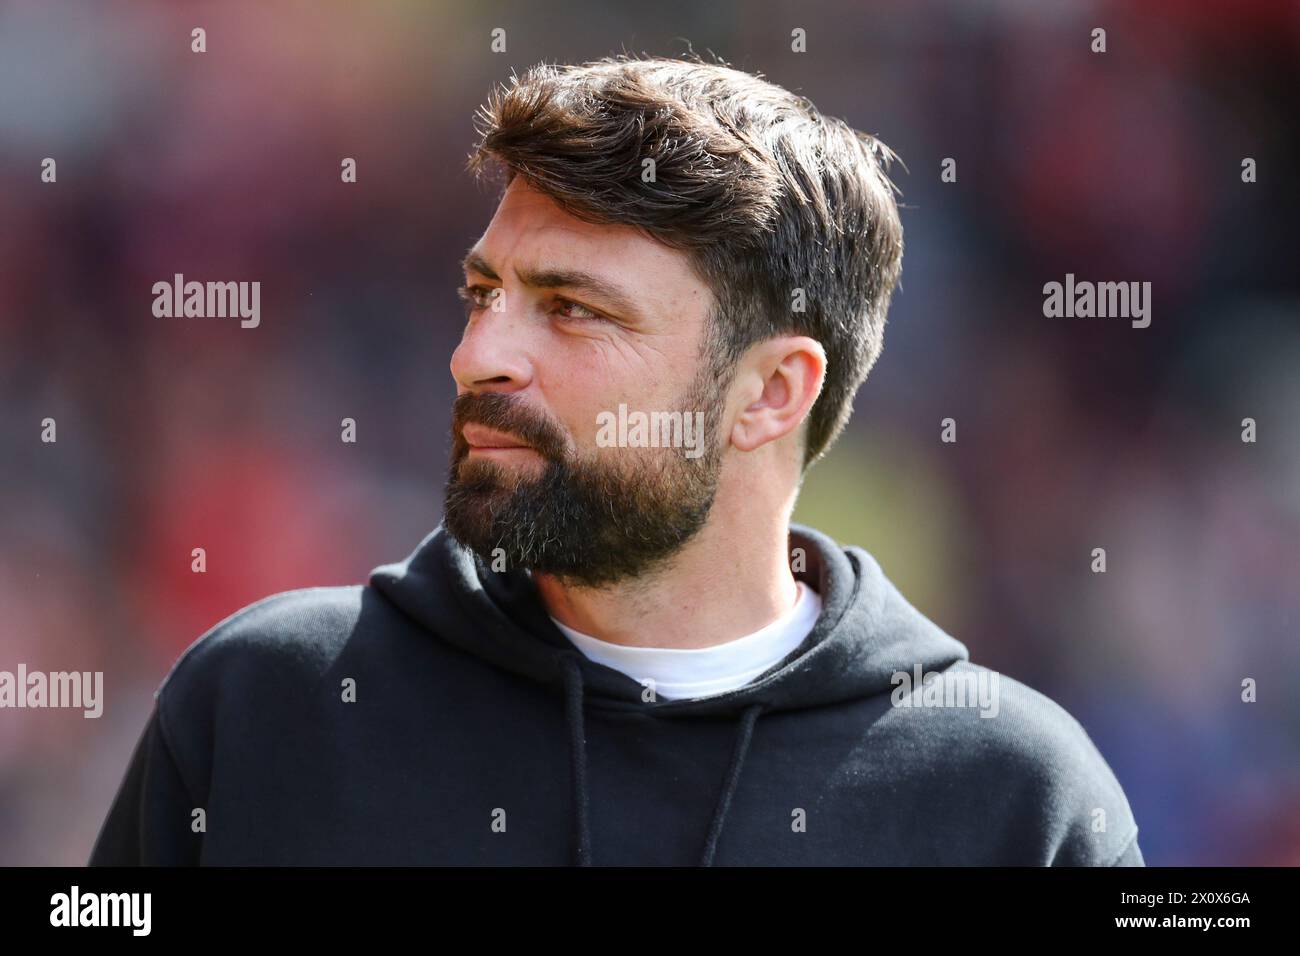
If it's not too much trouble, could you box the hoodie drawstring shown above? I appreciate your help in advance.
[699,700,763,866]
[560,653,765,867]
[561,654,594,866]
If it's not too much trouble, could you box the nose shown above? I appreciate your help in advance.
[449,294,534,395]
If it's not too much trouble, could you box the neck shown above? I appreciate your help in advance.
[533,474,800,649]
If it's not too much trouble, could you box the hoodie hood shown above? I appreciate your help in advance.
[368,521,969,864]
[369,521,969,716]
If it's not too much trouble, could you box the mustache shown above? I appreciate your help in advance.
[451,392,569,461]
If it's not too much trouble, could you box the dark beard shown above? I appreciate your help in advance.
[442,375,725,589]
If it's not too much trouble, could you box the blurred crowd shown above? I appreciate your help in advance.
[1,0,1296,864]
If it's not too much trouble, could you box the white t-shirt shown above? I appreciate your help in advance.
[548,581,823,700]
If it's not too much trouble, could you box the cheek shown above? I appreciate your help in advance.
[535,339,672,448]
[533,344,612,448]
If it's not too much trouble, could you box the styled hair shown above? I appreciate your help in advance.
[467,54,904,468]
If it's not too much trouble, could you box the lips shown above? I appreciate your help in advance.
[461,423,531,450]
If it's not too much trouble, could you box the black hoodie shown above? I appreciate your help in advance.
[88,523,1144,866]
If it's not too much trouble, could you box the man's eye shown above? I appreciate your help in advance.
[456,287,605,324]
[456,284,497,312]
[552,297,604,322]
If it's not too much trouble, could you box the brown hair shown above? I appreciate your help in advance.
[467,54,904,468]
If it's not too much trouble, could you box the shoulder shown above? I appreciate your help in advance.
[154,585,368,709]
[884,661,1141,864]
[929,664,1115,772]
[143,584,392,810]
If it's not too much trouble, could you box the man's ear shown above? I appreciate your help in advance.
[730,336,825,454]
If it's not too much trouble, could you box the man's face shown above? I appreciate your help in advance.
[444,176,729,587]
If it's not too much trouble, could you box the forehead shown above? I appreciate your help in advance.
[470,177,711,323]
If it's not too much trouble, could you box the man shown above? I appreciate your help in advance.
[90,55,1143,866]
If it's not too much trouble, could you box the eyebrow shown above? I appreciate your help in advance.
[461,249,644,323]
